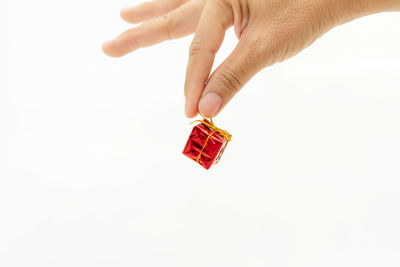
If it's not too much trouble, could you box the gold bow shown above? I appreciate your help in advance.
[191,113,231,163]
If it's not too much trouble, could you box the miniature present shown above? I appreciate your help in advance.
[183,115,231,170]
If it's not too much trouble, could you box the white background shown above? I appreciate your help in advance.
[1,0,400,266]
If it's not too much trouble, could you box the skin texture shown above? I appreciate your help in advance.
[103,0,400,118]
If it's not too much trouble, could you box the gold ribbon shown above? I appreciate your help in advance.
[191,113,231,163]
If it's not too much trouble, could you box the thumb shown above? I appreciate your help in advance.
[198,35,264,117]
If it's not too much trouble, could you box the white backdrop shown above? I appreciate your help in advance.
[1,0,400,266]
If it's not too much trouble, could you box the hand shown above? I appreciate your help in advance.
[103,0,400,118]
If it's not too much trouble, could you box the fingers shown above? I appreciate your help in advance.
[198,34,265,118]
[103,0,204,57]
[184,0,234,118]
[121,0,187,24]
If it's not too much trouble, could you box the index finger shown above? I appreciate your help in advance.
[184,0,233,118]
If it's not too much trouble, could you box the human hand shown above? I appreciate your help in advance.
[103,0,400,118]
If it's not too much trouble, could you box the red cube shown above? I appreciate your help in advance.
[183,119,230,170]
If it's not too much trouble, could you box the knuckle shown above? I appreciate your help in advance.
[189,38,202,58]
[215,67,242,93]
[160,12,174,39]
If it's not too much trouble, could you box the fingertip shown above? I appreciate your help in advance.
[185,98,199,118]
[120,8,130,20]
[185,111,198,119]
[102,41,126,58]
[120,7,139,23]
[198,92,222,118]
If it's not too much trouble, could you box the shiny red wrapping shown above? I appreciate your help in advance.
[182,120,229,170]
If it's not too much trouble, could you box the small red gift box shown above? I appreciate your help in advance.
[183,117,231,170]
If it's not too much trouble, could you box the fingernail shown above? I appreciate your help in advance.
[198,92,222,117]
